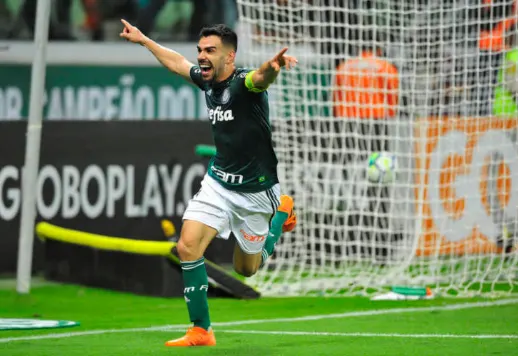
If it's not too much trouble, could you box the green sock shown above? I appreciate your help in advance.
[261,211,289,267]
[181,257,211,330]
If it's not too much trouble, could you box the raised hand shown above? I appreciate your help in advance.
[119,19,146,44]
[269,47,298,71]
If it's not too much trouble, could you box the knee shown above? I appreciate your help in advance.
[234,264,258,278]
[176,239,203,261]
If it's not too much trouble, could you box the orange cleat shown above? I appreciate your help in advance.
[164,326,216,347]
[278,195,297,233]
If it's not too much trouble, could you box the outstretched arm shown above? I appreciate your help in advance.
[119,19,195,82]
[249,47,298,91]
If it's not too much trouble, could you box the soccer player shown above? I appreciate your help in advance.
[120,20,297,347]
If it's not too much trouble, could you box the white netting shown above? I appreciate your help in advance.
[237,0,518,297]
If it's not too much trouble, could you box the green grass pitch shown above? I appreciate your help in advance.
[0,281,517,355]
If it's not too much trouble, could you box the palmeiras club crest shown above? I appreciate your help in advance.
[221,88,231,104]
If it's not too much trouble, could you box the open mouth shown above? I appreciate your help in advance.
[199,63,213,76]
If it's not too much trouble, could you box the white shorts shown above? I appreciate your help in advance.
[183,174,281,254]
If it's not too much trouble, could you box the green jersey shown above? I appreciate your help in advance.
[190,66,279,192]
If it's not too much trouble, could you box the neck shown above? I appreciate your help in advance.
[214,65,236,83]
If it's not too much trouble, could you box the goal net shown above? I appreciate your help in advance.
[236,0,518,297]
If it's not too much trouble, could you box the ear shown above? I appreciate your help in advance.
[227,50,236,64]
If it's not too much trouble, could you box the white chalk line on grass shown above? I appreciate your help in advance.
[0,326,173,344]
[1,298,518,344]
[212,297,518,327]
[197,329,518,340]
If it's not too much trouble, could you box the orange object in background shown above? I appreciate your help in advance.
[479,0,517,51]
[333,51,399,119]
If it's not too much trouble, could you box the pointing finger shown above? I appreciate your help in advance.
[275,47,289,59]
[121,19,132,28]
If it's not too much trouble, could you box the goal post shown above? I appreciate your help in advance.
[237,0,518,297]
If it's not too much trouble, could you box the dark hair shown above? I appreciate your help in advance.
[199,24,238,51]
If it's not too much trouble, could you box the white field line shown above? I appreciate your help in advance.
[1,298,518,344]
[212,298,518,327]
[203,329,518,339]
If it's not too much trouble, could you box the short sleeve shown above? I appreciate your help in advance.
[190,66,207,91]
[236,69,268,93]
[235,70,250,87]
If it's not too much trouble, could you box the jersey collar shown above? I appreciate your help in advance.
[211,70,237,89]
